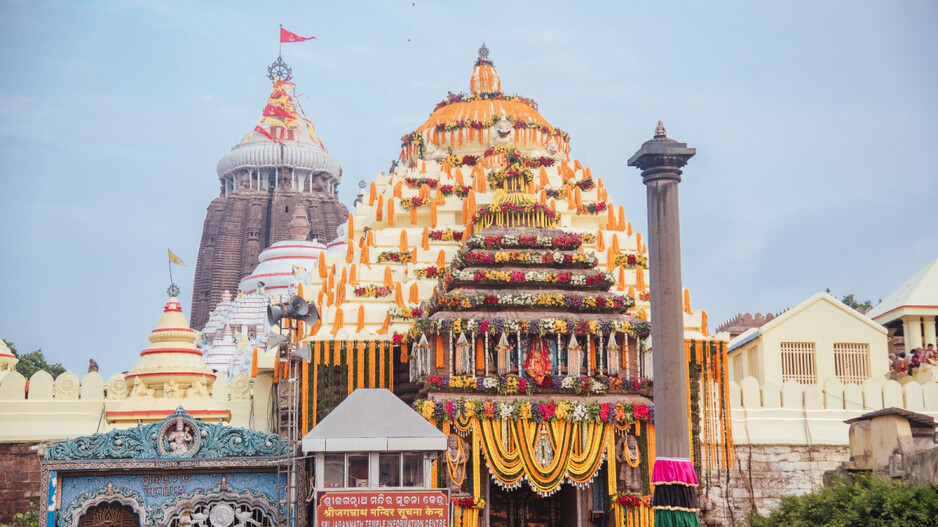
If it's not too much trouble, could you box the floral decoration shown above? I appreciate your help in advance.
[414,397,654,425]
[613,253,648,269]
[353,285,392,298]
[377,250,413,263]
[428,228,465,241]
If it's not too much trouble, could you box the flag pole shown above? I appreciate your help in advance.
[279,24,283,58]
[168,258,175,288]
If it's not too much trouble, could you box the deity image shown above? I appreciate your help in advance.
[446,434,467,491]
[166,418,194,455]
[524,337,552,383]
[615,429,642,494]
[489,117,514,146]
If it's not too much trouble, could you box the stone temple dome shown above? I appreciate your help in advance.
[190,59,350,330]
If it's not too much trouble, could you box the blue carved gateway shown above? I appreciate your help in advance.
[41,408,289,527]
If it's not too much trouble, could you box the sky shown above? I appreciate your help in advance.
[0,1,935,379]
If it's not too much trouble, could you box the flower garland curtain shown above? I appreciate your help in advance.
[455,415,611,497]
[306,339,395,427]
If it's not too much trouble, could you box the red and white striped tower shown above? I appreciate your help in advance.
[106,296,230,426]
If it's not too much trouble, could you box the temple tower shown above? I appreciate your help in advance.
[629,122,700,525]
[190,57,349,329]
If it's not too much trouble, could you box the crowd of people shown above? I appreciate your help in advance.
[889,343,937,379]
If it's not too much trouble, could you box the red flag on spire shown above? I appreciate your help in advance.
[280,27,315,43]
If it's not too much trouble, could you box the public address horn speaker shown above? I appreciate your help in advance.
[267,304,286,327]
[286,295,320,327]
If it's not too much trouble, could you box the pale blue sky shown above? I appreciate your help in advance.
[1,1,935,378]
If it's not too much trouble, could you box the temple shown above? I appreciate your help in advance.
[284,45,726,526]
[189,60,350,330]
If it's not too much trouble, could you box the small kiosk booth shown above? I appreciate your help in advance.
[302,389,448,526]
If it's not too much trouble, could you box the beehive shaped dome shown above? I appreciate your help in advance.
[400,44,570,162]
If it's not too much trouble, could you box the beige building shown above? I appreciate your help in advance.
[728,292,888,386]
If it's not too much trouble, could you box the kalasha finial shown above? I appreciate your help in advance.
[478,43,489,60]
[167,283,181,298]
[267,55,293,82]
[655,120,667,138]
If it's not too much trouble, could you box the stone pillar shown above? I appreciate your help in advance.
[886,327,896,356]
[629,121,700,525]
[904,316,923,350]
[923,317,936,347]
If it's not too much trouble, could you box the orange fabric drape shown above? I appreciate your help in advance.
[347,213,354,240]
[377,314,390,335]
[617,266,626,291]
[357,341,366,389]
[387,199,395,226]
[330,308,345,335]
[375,195,384,221]
[437,249,447,267]
[384,266,394,287]
[357,305,366,332]
[410,249,417,264]
[400,230,409,252]
[349,264,358,285]
[368,182,377,205]
[430,203,438,228]
[345,240,354,263]
[596,230,605,251]
[421,226,430,250]
[318,252,327,278]
[409,282,419,304]
[394,282,405,308]
[606,207,616,230]
[617,206,626,231]
[636,267,645,290]
[475,337,484,372]
[436,335,445,367]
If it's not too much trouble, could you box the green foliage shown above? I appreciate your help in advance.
[11,345,65,380]
[748,474,938,527]
[839,294,874,311]
[0,502,41,527]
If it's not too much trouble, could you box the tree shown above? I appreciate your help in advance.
[748,474,938,527]
[1,339,65,379]
[840,293,874,311]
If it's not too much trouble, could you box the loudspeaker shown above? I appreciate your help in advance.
[285,295,320,327]
[293,345,311,362]
[267,304,286,327]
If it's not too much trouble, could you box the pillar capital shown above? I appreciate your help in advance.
[628,121,696,183]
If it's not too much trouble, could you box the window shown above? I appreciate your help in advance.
[732,354,743,382]
[402,453,424,487]
[379,453,401,487]
[780,342,817,384]
[834,343,870,384]
[347,454,369,488]
[747,347,760,382]
[324,453,344,488]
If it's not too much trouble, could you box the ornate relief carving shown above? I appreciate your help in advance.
[53,372,81,400]
[106,375,128,400]
[44,407,284,461]
[61,485,148,527]
[230,374,251,401]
